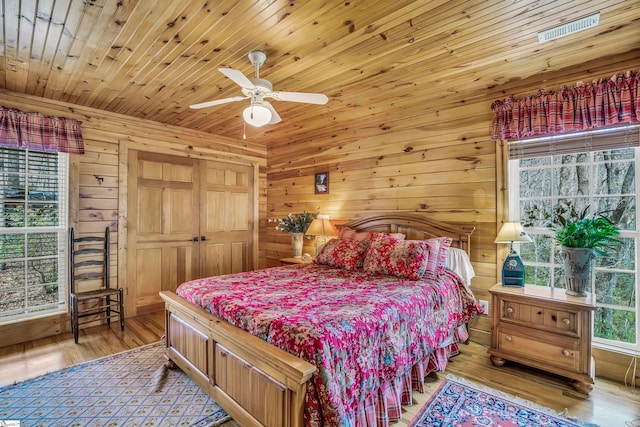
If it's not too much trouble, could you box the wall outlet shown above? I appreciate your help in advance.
[479,299,489,315]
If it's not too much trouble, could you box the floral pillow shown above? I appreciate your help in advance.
[425,236,453,275]
[386,233,406,241]
[362,234,429,280]
[315,238,370,270]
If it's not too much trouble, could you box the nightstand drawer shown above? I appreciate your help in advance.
[501,300,579,336]
[497,324,580,372]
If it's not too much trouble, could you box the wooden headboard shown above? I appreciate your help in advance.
[342,213,475,254]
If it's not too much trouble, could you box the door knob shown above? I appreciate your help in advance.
[192,236,200,242]
[201,236,207,241]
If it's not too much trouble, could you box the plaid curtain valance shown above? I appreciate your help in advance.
[491,69,640,141]
[0,106,84,154]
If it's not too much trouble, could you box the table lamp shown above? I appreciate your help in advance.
[305,215,338,254]
[494,221,532,287]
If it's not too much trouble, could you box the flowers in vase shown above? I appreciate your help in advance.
[276,212,314,233]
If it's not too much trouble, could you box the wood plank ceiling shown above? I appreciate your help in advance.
[0,0,638,147]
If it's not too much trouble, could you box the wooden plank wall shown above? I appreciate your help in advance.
[265,53,640,352]
[0,89,266,346]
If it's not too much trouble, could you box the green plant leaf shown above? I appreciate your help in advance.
[524,200,622,255]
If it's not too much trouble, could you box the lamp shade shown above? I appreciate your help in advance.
[494,222,532,243]
[243,103,272,127]
[305,217,338,237]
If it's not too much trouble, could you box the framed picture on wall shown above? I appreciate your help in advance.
[315,172,329,194]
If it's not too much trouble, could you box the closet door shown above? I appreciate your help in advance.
[127,151,199,314]
[126,151,256,315]
[199,161,255,276]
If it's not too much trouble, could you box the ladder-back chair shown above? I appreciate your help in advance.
[69,227,124,343]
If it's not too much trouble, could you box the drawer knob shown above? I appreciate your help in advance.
[506,307,514,314]
[562,349,571,357]
[505,336,513,342]
[562,318,571,325]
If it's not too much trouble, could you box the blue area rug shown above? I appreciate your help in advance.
[0,342,230,427]
[410,375,599,427]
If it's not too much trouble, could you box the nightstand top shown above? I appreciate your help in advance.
[280,257,314,265]
[489,283,596,308]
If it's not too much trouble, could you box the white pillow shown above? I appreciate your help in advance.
[446,247,475,292]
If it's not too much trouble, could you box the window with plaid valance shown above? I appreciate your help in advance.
[0,106,84,154]
[491,69,639,141]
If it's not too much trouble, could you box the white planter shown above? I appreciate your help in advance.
[559,246,595,297]
[291,232,304,258]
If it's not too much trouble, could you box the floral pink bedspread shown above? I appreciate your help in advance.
[176,264,480,426]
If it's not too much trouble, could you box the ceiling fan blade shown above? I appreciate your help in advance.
[189,96,245,109]
[219,67,256,89]
[272,91,328,105]
[263,102,281,124]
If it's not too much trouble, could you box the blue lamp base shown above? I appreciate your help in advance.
[501,248,525,287]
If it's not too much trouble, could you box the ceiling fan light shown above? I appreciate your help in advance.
[243,104,272,127]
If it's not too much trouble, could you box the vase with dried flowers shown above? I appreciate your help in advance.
[276,212,314,258]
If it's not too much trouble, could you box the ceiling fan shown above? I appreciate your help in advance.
[190,51,328,127]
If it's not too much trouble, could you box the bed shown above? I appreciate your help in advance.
[159,213,479,427]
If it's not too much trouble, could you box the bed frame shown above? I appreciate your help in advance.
[159,213,474,427]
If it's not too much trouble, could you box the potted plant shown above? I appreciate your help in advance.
[524,201,621,296]
[276,212,314,258]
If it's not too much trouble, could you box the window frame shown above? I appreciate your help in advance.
[0,147,69,324]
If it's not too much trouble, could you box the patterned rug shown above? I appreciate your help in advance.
[410,375,599,427]
[0,342,230,427]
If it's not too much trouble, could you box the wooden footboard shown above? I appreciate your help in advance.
[160,291,316,427]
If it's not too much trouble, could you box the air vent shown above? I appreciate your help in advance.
[538,13,600,43]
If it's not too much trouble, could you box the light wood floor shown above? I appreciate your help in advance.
[1,311,639,426]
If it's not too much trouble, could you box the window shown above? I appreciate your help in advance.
[0,147,68,323]
[508,126,640,352]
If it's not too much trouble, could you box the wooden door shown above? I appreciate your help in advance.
[199,162,254,276]
[127,151,255,315]
[127,151,199,314]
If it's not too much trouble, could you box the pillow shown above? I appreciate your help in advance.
[425,236,453,275]
[446,247,476,291]
[315,238,370,270]
[362,234,429,280]
[387,233,406,241]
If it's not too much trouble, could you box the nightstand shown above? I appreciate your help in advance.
[279,257,314,265]
[488,283,595,394]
